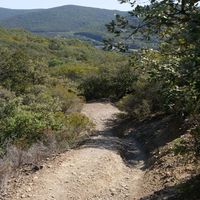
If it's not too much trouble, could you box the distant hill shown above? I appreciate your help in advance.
[0,7,42,20]
[0,5,126,43]
[0,5,158,48]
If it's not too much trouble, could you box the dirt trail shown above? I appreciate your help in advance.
[7,103,145,200]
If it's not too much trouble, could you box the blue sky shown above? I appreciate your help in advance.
[0,0,134,11]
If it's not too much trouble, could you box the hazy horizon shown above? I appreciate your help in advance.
[0,0,134,11]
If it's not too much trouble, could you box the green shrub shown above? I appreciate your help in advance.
[171,138,189,155]
[116,75,160,120]
[48,58,64,67]
[55,112,94,147]
[187,115,200,156]
[0,96,63,149]
[0,84,93,151]
[79,73,112,100]
[0,49,48,94]
[50,84,84,113]
[48,39,63,50]
[110,65,136,99]
[79,65,136,101]
[117,94,151,120]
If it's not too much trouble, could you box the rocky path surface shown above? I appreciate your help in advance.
[7,103,145,200]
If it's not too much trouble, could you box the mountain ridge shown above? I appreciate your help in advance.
[0,7,43,20]
[0,4,126,12]
[0,5,156,48]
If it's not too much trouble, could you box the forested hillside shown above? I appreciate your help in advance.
[0,7,42,20]
[0,6,125,44]
[0,5,124,32]
[0,5,157,48]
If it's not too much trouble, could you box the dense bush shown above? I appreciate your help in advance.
[50,84,83,113]
[0,87,93,151]
[55,112,94,148]
[79,65,136,101]
[118,95,151,120]
[117,73,161,120]
[79,72,112,100]
[0,49,48,94]
[0,90,60,148]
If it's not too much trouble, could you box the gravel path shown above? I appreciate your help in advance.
[7,103,145,200]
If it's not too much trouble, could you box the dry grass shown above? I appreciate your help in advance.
[0,126,93,197]
[0,143,53,195]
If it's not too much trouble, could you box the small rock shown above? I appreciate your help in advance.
[125,194,129,197]
[121,183,128,189]
[26,187,32,192]
[109,188,116,196]
[1,192,7,197]
[32,165,43,172]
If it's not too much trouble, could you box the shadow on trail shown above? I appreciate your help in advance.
[107,114,186,157]
[79,103,199,199]
[78,111,188,171]
[79,116,147,169]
